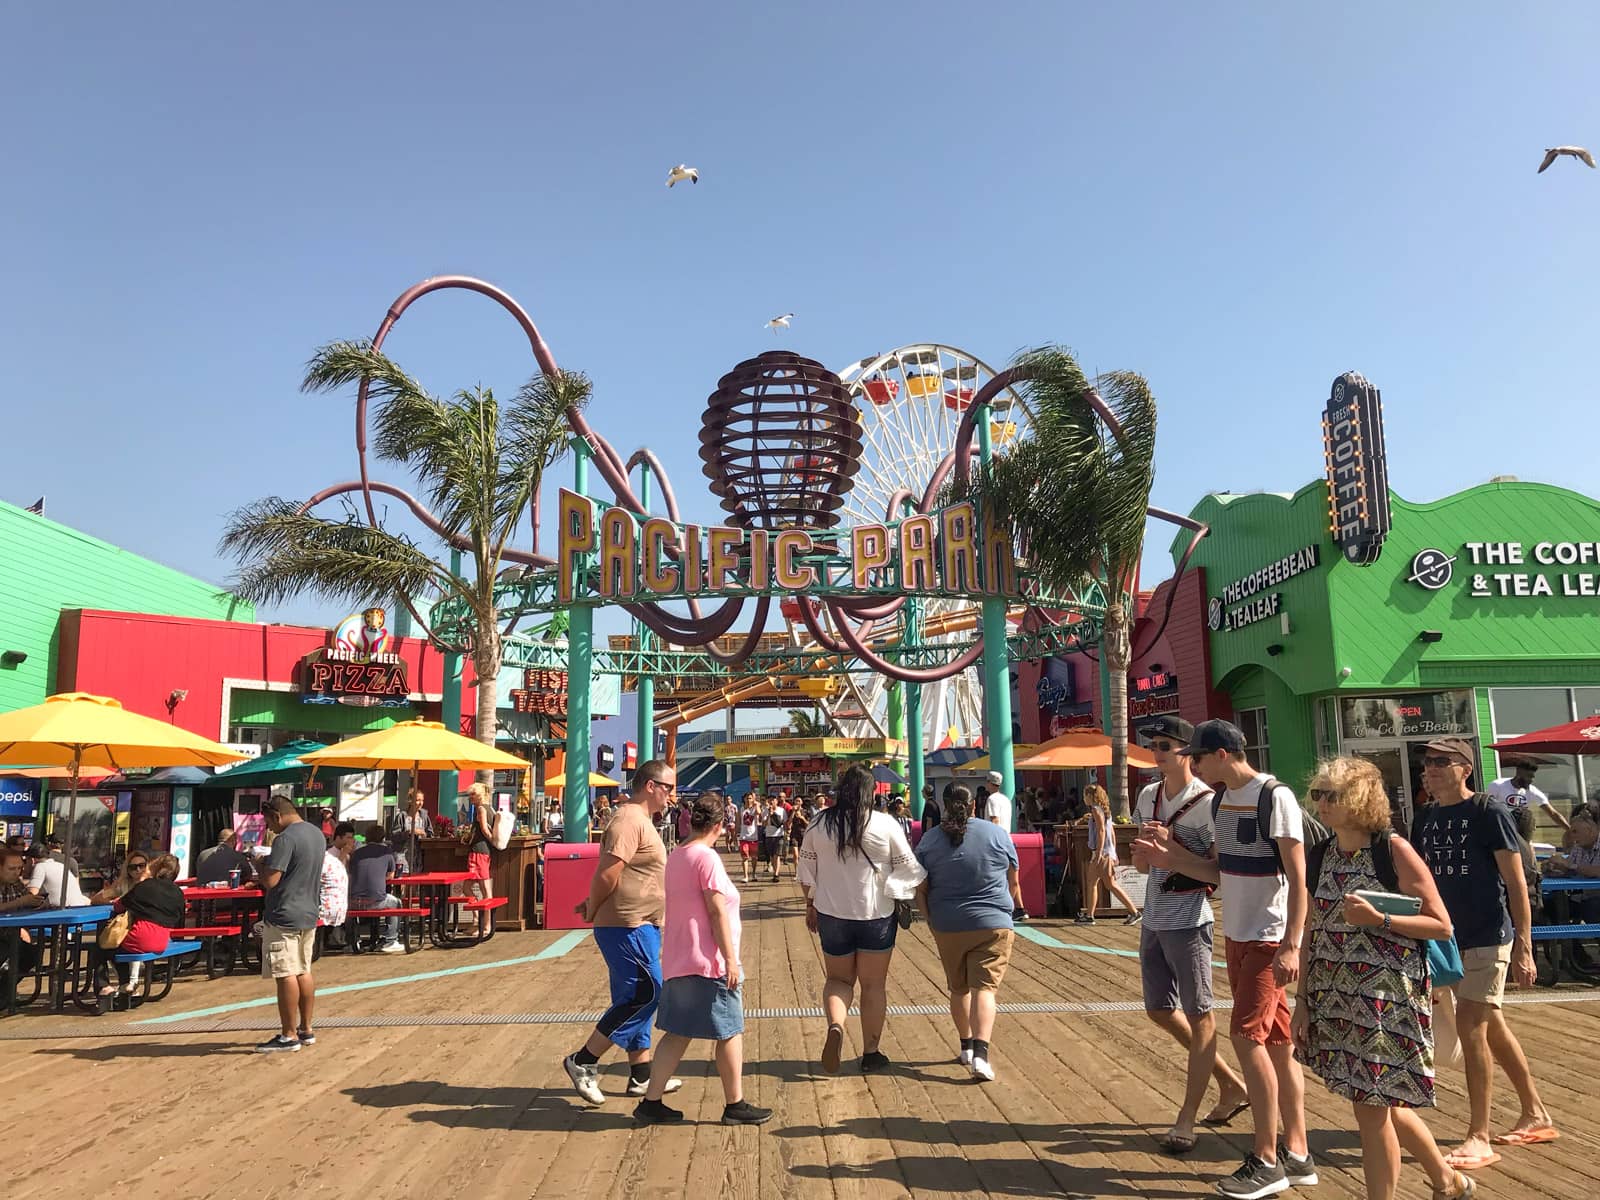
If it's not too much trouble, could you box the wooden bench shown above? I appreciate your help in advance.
[107,939,203,1008]
[343,906,429,954]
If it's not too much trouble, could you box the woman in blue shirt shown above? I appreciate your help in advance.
[914,786,1022,1082]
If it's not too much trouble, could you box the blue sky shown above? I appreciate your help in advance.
[4,4,1597,643]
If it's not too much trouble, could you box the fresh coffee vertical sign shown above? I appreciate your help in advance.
[1322,371,1391,565]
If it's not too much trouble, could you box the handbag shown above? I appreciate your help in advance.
[97,910,131,950]
[1149,785,1216,897]
[893,898,916,930]
[1426,935,1465,989]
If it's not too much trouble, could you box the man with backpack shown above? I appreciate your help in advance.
[1134,719,1316,1198]
[1129,716,1249,1157]
[1411,737,1556,1170]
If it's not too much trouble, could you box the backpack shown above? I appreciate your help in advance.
[491,808,515,851]
[1211,776,1331,874]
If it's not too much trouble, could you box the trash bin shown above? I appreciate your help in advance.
[542,841,601,930]
[1011,832,1046,918]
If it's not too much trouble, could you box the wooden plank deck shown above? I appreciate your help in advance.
[3,872,1594,1199]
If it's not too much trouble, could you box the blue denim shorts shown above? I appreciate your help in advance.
[816,912,898,957]
[656,974,744,1040]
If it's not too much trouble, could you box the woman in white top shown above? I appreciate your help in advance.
[796,764,926,1074]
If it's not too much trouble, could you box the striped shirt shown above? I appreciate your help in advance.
[1214,775,1304,944]
[1133,777,1215,930]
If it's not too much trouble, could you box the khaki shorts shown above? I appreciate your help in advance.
[260,923,316,980]
[1458,942,1512,1009]
[933,927,1014,993]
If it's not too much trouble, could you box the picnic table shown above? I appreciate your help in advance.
[181,886,265,974]
[0,905,114,1015]
[393,871,474,948]
[1535,875,1600,985]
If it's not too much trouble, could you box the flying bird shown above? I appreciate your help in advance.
[666,164,699,187]
[1537,146,1595,173]
[766,313,794,333]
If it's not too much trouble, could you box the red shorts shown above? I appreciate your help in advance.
[467,852,491,880]
[1225,938,1293,1045]
[739,840,759,860]
[121,920,171,956]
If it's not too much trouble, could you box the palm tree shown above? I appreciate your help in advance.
[788,707,832,738]
[959,346,1156,816]
[220,340,589,775]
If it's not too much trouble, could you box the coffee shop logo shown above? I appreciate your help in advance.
[1207,596,1223,631]
[1407,548,1455,591]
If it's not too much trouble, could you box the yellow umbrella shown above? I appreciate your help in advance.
[963,747,1038,774]
[298,719,529,772]
[0,692,250,850]
[1015,730,1157,771]
[5,765,120,782]
[545,772,622,793]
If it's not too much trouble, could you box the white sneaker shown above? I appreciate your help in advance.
[970,1056,995,1082]
[563,1054,606,1105]
[625,1075,683,1097]
[380,942,407,954]
[958,1047,974,1067]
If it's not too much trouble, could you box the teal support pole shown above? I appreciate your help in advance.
[905,594,924,821]
[886,681,906,797]
[440,547,465,810]
[976,411,1016,828]
[635,463,655,768]
[564,442,593,838]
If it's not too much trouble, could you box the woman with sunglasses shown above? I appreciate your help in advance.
[1291,757,1472,1200]
[92,853,186,1007]
[90,853,150,906]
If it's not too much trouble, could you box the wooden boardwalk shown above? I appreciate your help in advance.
[3,873,1594,1199]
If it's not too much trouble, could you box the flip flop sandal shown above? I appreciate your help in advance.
[1432,1172,1476,1200]
[1444,1151,1501,1172]
[1158,1132,1198,1155]
[1492,1126,1560,1146]
[1200,1099,1250,1126]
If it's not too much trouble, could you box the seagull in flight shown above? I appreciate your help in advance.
[766,313,794,333]
[666,164,699,187]
[1537,146,1595,173]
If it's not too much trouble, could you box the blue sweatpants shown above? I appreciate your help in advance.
[593,924,662,1051]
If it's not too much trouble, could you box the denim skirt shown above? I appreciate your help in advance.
[656,973,744,1040]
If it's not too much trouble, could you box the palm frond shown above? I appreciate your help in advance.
[218,498,464,611]
[494,369,591,552]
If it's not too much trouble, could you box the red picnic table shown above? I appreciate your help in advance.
[393,871,474,948]
[180,886,265,975]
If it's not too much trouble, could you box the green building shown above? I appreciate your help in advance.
[0,497,250,712]
[1176,479,1600,828]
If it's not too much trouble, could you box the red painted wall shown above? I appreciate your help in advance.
[57,610,448,740]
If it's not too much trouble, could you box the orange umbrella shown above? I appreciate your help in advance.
[5,765,119,782]
[1014,730,1157,771]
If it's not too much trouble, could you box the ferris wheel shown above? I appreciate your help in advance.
[811,344,1033,748]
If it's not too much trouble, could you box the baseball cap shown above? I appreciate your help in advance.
[1422,737,1475,769]
[1140,716,1195,745]
[986,770,1004,786]
[1178,719,1246,757]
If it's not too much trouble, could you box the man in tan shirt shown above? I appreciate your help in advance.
[562,760,682,1105]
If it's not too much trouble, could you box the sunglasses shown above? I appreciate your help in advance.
[1150,741,1177,753]
[127,861,149,870]
[1421,756,1459,769]
[1308,788,1336,803]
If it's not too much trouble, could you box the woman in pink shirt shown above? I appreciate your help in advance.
[634,793,771,1127]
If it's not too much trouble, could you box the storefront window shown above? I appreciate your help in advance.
[1235,707,1270,772]
[1489,687,1592,811]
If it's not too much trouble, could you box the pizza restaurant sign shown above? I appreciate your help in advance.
[1405,542,1600,599]
[301,610,411,707]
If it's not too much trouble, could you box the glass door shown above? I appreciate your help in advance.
[1350,744,1413,837]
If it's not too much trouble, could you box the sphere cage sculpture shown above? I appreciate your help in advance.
[298,275,1203,689]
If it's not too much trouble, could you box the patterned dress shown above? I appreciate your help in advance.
[1300,842,1435,1108]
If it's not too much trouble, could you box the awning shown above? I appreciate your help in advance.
[1015,731,1157,771]
[964,747,1038,774]
[922,747,984,768]
[205,740,371,787]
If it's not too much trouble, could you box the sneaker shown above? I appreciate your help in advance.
[970,1055,995,1082]
[296,1028,316,1046]
[625,1076,683,1097]
[634,1097,684,1125]
[380,941,407,955]
[958,1047,974,1067]
[1278,1144,1318,1187]
[821,1024,844,1074]
[860,1050,890,1073]
[256,1034,302,1054]
[563,1054,606,1106]
[1123,911,1144,926]
[1074,915,1096,925]
[1216,1153,1288,1199]
[722,1100,773,1126]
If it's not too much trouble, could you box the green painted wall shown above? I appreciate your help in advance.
[229,689,412,733]
[0,499,251,712]
[1174,480,1600,792]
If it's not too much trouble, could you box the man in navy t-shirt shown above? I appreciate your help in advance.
[1412,737,1556,1168]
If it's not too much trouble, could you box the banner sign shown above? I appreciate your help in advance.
[511,668,569,715]
[1321,371,1391,566]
